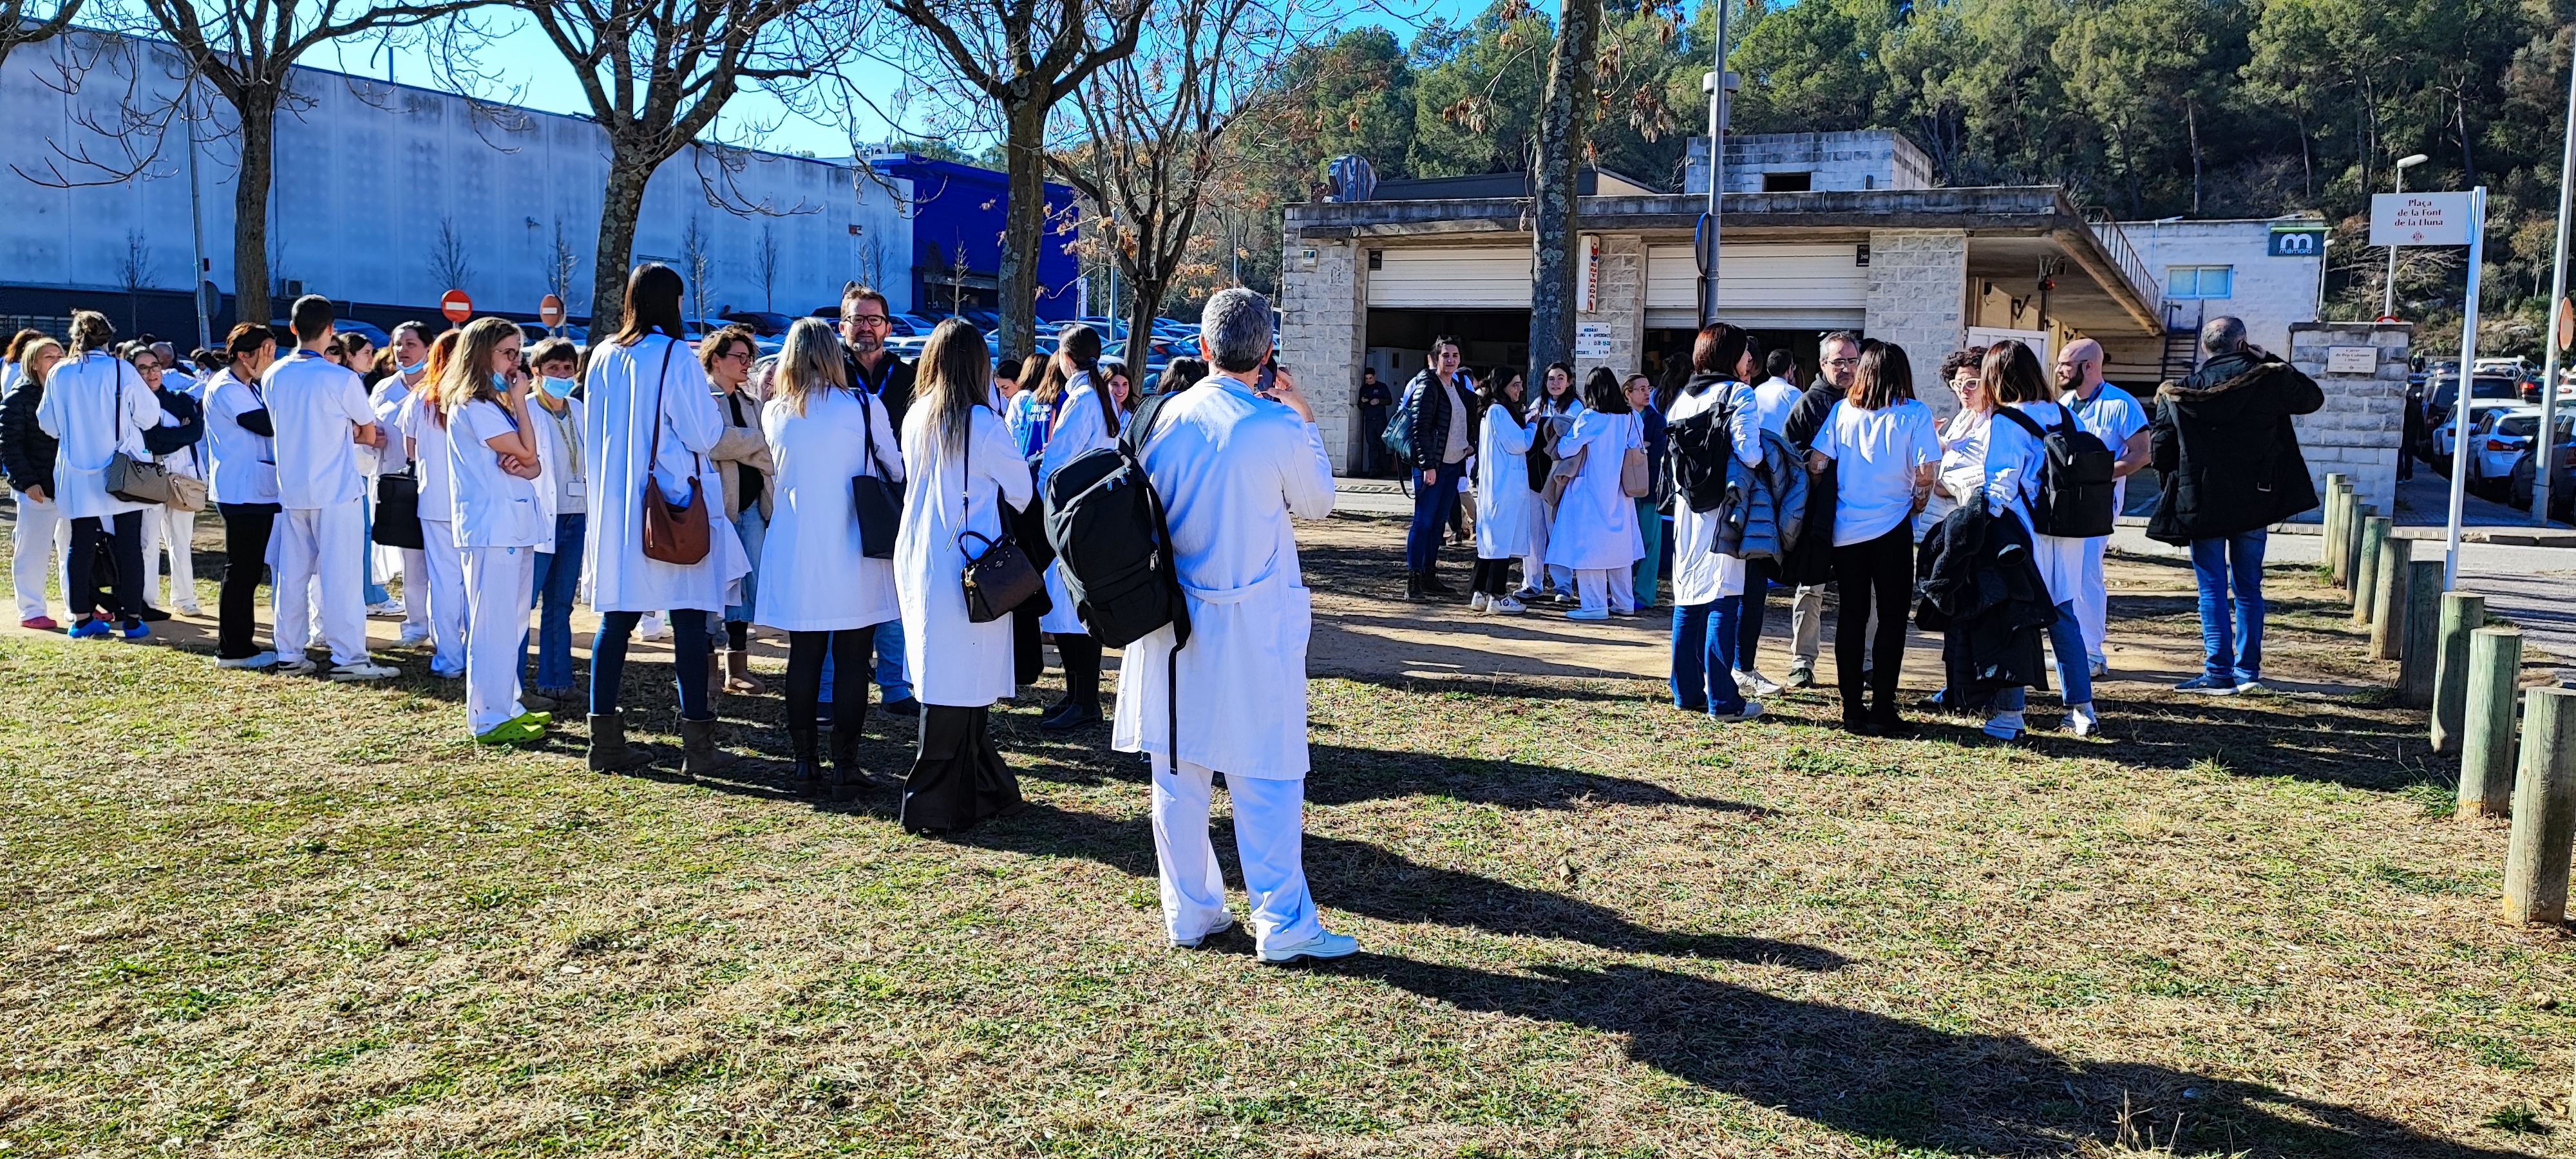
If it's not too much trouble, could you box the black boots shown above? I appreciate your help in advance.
[1039,698,1103,731]
[829,721,866,796]
[586,711,656,773]
[1421,566,1457,595]
[790,724,824,791]
[679,715,737,778]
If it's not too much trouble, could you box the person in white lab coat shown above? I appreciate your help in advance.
[1548,368,1645,621]
[127,343,205,617]
[395,330,469,679]
[373,322,434,637]
[262,296,399,680]
[1666,323,1768,723]
[580,263,752,777]
[429,317,553,744]
[200,326,281,666]
[756,319,904,796]
[892,319,1032,833]
[1982,339,2099,740]
[3,335,70,630]
[523,338,589,704]
[1468,369,1533,614]
[1807,341,1939,734]
[1519,362,1585,602]
[2052,337,2152,680]
[1032,323,1117,731]
[1112,287,1357,965]
[36,312,162,640]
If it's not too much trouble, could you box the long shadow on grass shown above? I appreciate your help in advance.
[1334,956,2524,1157]
[958,804,1839,968]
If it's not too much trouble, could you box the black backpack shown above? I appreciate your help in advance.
[1042,389,1191,651]
[1994,404,2117,538]
[1665,389,1736,513]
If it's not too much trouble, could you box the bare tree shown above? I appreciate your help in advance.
[427,216,474,298]
[0,0,82,71]
[877,0,1148,360]
[118,227,155,333]
[495,0,860,331]
[129,0,491,326]
[547,216,583,323]
[1050,0,1303,363]
[679,216,715,325]
[754,222,781,311]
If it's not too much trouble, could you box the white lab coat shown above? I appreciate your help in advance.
[1989,399,2087,603]
[446,399,546,550]
[895,404,1034,707]
[755,388,904,633]
[35,351,158,521]
[1667,381,1765,606]
[262,349,374,511]
[201,369,279,506]
[1545,408,1643,572]
[1473,405,1536,560]
[526,398,574,552]
[1036,375,1111,635]
[1112,375,1336,780]
[580,334,750,614]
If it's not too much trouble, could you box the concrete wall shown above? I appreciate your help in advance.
[1279,234,1370,474]
[2286,322,2411,516]
[1685,131,1935,195]
[2119,219,2322,352]
[0,30,907,325]
[1862,229,1969,420]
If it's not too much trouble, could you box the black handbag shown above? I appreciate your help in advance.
[104,362,173,505]
[374,468,424,549]
[957,415,1043,623]
[849,389,904,560]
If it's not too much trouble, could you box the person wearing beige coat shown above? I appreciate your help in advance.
[704,326,777,694]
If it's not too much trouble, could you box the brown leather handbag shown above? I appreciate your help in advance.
[637,341,712,565]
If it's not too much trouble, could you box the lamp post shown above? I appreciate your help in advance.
[2385,153,2430,319]
[2536,42,2576,528]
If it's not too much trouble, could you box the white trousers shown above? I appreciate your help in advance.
[397,547,430,637]
[2075,536,2108,664]
[1149,753,1323,953]
[137,505,200,612]
[418,522,468,675]
[461,544,534,732]
[11,493,67,621]
[1574,567,1635,614]
[1788,583,1826,665]
[274,501,369,666]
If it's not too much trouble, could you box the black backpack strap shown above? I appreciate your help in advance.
[1993,404,2047,441]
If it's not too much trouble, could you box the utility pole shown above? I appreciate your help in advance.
[2535,43,2576,527]
[185,91,211,351]
[1696,1,1734,327]
[2385,153,2429,319]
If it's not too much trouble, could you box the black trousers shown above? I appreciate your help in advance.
[216,502,279,658]
[787,625,876,736]
[1738,557,1777,674]
[1012,605,1043,684]
[1830,522,1913,719]
[1056,631,1103,708]
[901,704,1024,834]
[1472,558,1515,596]
[69,510,144,627]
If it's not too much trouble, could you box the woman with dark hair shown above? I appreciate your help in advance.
[1667,323,1767,723]
[201,325,279,664]
[1159,356,1208,396]
[36,310,160,640]
[1547,367,1644,620]
[1806,340,1938,733]
[1976,339,2097,740]
[1519,360,1584,602]
[1101,358,1135,417]
[702,323,774,696]
[579,262,753,776]
[1469,366,1533,613]
[1030,322,1117,731]
[126,341,205,618]
[892,319,1034,834]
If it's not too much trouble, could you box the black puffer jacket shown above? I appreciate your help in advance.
[1779,383,1842,584]
[1916,496,2057,712]
[1,373,55,496]
[2147,350,2325,544]
[1402,370,1464,473]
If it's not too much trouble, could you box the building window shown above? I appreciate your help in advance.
[1762,171,1813,193]
[2166,265,2234,299]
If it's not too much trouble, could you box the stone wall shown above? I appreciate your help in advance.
[1277,232,1370,475]
[2286,322,2412,516]
[1683,131,1935,194]
[1862,228,1969,420]
[1578,234,1647,378]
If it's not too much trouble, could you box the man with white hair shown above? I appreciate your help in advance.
[2053,337,2151,679]
[1113,287,1357,964]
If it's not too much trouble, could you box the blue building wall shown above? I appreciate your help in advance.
[870,155,1079,323]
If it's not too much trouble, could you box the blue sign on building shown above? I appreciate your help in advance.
[868,155,1081,325]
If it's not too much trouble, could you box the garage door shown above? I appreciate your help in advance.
[1645,243,1870,330]
[1367,246,1532,309]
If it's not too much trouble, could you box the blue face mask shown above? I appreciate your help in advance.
[538,375,575,400]
[399,359,426,377]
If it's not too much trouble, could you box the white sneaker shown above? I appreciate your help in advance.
[274,657,317,675]
[1734,668,1785,697]
[367,599,406,618]
[329,660,399,682]
[397,632,431,646]
[1170,916,1235,949]
[216,650,277,670]
[1566,607,1609,621]
[176,604,203,617]
[1469,591,1490,612]
[637,612,670,641]
[2087,655,2108,679]
[1258,930,1359,964]
[1714,701,1765,722]
[2235,677,2266,694]
[2062,703,2098,738]
[1490,595,1527,614]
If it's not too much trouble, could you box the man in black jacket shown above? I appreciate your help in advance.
[838,285,922,718]
[2,355,64,628]
[2148,316,2325,695]
[1400,337,1472,600]
[1775,330,1860,687]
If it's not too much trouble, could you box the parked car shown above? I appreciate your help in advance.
[518,322,589,349]
[2508,421,2576,520]
[717,310,793,337]
[274,318,390,349]
[2420,373,2524,460]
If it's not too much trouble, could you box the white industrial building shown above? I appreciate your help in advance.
[0,27,912,338]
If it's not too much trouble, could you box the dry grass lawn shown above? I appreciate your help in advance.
[1,505,2573,1157]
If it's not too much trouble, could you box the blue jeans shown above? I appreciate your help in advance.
[592,607,711,721]
[361,502,388,605]
[2190,530,2266,683]
[723,504,766,625]
[1405,467,1459,572]
[873,616,911,701]
[526,512,586,692]
[2047,598,2091,706]
[1671,597,1747,715]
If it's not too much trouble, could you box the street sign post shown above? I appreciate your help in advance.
[2371,193,2475,247]
[2375,189,2490,590]
[440,289,473,325]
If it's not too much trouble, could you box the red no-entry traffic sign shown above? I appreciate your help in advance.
[539,294,565,327]
[440,289,473,324]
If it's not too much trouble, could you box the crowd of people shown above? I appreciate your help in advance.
[1376,317,2323,740]
[0,273,1363,965]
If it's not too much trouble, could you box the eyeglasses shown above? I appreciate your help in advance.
[1823,357,1861,369]
[848,314,890,328]
[717,349,753,363]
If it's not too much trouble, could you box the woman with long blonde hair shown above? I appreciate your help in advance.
[891,319,1033,834]
[750,317,903,795]
[392,325,472,681]
[435,317,552,745]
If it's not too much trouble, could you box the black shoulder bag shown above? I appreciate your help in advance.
[850,389,904,559]
[958,411,1044,623]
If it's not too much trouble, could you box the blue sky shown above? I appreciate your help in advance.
[325,0,1493,163]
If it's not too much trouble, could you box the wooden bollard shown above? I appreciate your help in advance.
[2351,513,2388,623]
[2345,492,2368,583]
[2431,591,2486,751]
[2397,561,2443,708]
[2325,476,2352,585]
[2369,534,2412,659]
[2458,626,2524,819]
[2501,688,2576,924]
